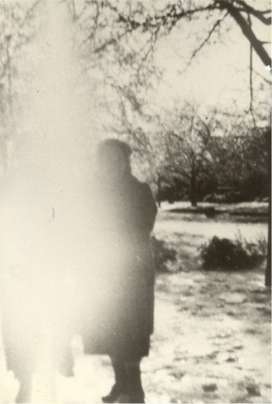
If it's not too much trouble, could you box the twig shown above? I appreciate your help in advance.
[253,68,272,84]
[181,11,229,73]
[248,13,254,113]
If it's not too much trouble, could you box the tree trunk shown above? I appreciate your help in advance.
[265,130,271,288]
[157,175,162,207]
[265,263,271,288]
[190,169,198,207]
[265,217,271,287]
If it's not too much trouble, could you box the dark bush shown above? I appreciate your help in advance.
[200,236,266,271]
[241,171,269,200]
[225,191,246,203]
[151,236,177,272]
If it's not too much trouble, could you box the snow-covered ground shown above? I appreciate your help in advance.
[156,207,268,243]
[0,216,270,403]
[160,201,268,214]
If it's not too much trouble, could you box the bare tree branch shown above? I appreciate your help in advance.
[217,0,271,67]
[111,2,220,33]
[102,0,271,67]
[253,68,272,84]
[182,10,229,73]
[233,0,271,25]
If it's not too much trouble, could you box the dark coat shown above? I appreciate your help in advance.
[82,173,157,359]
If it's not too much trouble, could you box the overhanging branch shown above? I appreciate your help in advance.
[218,0,271,67]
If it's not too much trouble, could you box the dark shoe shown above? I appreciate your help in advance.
[102,384,123,403]
[118,390,145,403]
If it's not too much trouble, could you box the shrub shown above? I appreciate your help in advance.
[200,235,266,271]
[151,236,177,272]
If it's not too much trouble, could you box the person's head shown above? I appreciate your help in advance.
[96,138,132,181]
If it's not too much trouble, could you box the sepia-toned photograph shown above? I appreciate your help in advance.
[0,0,271,403]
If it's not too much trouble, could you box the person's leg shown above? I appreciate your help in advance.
[58,343,74,377]
[102,356,127,403]
[16,371,32,403]
[3,343,33,403]
[118,360,145,404]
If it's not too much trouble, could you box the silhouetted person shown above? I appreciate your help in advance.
[85,139,157,403]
